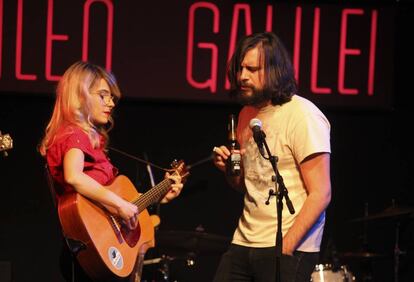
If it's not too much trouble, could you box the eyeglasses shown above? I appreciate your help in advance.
[95,90,118,105]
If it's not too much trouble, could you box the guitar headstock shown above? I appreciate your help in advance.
[0,131,13,156]
[169,159,190,183]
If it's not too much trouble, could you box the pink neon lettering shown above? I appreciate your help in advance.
[225,4,253,89]
[338,9,363,95]
[83,0,114,70]
[16,0,36,80]
[293,6,302,83]
[368,10,377,95]
[0,0,3,77]
[186,2,219,93]
[311,8,331,94]
[265,5,273,32]
[45,0,69,81]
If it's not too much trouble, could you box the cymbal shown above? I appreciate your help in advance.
[155,230,231,254]
[339,251,387,259]
[350,205,414,223]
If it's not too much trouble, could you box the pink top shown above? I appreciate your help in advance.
[46,125,117,196]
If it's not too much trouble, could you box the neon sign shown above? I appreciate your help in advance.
[0,1,395,109]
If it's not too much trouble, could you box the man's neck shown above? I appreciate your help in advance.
[253,99,272,110]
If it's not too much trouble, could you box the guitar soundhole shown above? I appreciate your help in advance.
[121,224,141,247]
[108,246,124,270]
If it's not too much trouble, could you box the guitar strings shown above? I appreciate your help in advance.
[133,179,173,211]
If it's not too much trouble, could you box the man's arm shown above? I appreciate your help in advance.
[282,152,331,255]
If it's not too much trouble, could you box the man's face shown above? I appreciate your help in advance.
[236,46,268,106]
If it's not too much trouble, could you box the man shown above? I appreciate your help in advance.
[212,32,331,281]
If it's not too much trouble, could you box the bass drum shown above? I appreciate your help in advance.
[310,264,355,282]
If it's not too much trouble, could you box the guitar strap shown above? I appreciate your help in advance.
[44,163,87,255]
[44,163,58,208]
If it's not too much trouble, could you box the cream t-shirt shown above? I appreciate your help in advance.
[232,95,331,252]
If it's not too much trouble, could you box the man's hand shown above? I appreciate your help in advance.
[212,145,231,172]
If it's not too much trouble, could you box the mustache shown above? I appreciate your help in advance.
[239,82,254,89]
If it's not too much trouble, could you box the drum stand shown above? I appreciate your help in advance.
[361,204,373,282]
[142,255,174,281]
[142,253,196,282]
[393,222,406,282]
[348,200,413,282]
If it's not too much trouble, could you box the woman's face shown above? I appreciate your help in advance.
[89,78,116,125]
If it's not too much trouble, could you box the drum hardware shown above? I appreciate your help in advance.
[350,201,414,223]
[143,255,175,282]
[338,250,390,282]
[345,203,377,281]
[142,228,229,281]
[339,251,387,259]
[393,222,406,282]
[348,200,412,282]
[311,264,355,282]
[143,252,196,267]
[155,228,231,255]
[142,253,196,282]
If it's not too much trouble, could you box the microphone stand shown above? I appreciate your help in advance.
[258,132,295,282]
[143,152,160,218]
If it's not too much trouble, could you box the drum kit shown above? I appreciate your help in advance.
[141,202,413,282]
[141,227,231,282]
[311,201,414,282]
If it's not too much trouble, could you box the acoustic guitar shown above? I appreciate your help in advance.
[57,160,189,281]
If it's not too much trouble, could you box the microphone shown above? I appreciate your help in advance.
[249,118,265,156]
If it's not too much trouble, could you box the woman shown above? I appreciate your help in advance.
[39,61,183,281]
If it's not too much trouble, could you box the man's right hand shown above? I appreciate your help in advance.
[212,145,231,172]
[213,145,246,192]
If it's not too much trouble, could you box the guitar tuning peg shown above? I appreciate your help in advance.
[0,132,13,157]
[170,159,179,168]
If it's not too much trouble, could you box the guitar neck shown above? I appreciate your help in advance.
[132,178,173,211]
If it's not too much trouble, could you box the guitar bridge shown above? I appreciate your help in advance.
[109,215,124,244]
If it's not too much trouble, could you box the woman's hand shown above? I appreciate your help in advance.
[64,148,139,230]
[160,172,184,203]
[116,199,139,230]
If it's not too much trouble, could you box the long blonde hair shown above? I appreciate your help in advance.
[39,61,121,156]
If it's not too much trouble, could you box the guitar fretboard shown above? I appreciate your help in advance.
[132,178,173,211]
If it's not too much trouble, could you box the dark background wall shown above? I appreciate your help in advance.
[1,1,414,282]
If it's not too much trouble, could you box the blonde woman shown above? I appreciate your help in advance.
[40,61,183,281]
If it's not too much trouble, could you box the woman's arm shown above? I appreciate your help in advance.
[63,148,139,229]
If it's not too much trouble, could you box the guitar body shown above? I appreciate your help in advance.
[57,175,155,281]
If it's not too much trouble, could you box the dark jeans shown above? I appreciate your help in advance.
[213,244,319,282]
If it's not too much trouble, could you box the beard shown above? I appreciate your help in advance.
[235,85,271,106]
